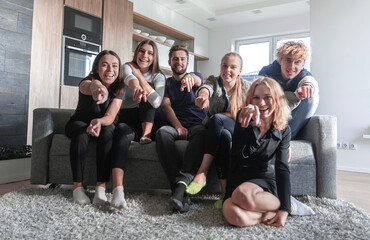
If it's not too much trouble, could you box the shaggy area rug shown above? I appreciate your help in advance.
[0,188,369,240]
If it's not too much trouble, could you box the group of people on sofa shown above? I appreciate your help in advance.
[66,40,318,227]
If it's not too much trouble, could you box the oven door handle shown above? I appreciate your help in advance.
[66,45,99,55]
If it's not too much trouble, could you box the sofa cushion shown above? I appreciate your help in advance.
[48,134,316,195]
[289,140,316,196]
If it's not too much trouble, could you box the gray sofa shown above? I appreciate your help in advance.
[30,108,337,198]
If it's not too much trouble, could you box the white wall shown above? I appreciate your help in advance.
[130,0,209,57]
[197,14,310,77]
[311,0,370,173]
[200,1,370,173]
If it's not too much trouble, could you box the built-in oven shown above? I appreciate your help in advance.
[61,5,102,87]
[63,6,102,44]
[61,36,100,86]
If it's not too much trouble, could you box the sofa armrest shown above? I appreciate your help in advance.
[31,108,74,184]
[296,115,337,199]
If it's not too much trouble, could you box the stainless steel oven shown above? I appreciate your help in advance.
[61,36,100,86]
[61,5,102,86]
[63,5,102,44]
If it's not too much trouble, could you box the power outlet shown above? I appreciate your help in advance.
[342,142,349,150]
[349,143,358,150]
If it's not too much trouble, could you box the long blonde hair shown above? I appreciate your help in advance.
[245,77,291,130]
[221,52,246,120]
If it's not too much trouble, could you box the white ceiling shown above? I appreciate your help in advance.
[153,0,310,29]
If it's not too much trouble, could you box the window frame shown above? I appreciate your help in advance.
[235,32,311,76]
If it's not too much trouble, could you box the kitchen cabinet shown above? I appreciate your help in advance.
[60,85,79,109]
[188,53,195,73]
[133,12,194,42]
[59,0,133,110]
[103,0,133,63]
[27,0,64,143]
[64,0,102,17]
[156,44,170,70]
[133,12,209,62]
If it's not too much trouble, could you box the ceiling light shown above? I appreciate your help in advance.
[252,10,262,14]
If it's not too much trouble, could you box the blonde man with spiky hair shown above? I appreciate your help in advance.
[259,41,319,139]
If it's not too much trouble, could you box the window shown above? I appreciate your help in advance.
[236,33,311,81]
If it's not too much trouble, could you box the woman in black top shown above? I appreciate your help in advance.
[222,76,292,227]
[65,50,131,209]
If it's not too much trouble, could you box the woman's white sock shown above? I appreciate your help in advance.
[290,196,315,215]
[93,186,108,204]
[111,186,127,210]
[73,187,91,205]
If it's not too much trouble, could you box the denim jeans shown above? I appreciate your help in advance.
[204,114,235,179]
[290,93,319,139]
[156,124,206,189]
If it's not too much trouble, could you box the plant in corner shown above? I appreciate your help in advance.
[0,145,32,160]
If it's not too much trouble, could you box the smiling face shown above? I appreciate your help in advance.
[220,55,242,85]
[279,54,305,80]
[136,43,154,72]
[169,50,189,75]
[251,83,275,121]
[97,54,119,87]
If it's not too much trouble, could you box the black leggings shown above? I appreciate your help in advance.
[65,120,134,183]
[118,100,162,141]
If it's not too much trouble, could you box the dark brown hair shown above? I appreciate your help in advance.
[168,45,189,60]
[87,50,124,96]
[132,40,163,77]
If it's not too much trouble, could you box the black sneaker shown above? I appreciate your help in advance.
[179,195,191,213]
[170,196,183,212]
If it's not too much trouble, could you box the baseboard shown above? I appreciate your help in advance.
[0,158,31,184]
[337,166,370,174]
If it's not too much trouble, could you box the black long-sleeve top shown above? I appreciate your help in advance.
[228,119,291,212]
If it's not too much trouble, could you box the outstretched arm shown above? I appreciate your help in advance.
[127,62,154,95]
[180,73,202,92]
[296,76,319,100]
[195,88,210,109]
[80,79,109,104]
[238,104,260,128]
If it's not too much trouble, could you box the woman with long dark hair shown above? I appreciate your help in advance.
[65,50,131,209]
[119,40,166,144]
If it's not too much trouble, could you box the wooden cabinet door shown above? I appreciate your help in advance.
[60,86,79,109]
[102,0,133,63]
[64,0,102,17]
[28,0,64,143]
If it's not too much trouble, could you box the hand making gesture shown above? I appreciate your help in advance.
[91,79,109,104]
[195,88,210,109]
[238,104,260,128]
[296,85,313,100]
[180,73,195,92]
[87,118,102,137]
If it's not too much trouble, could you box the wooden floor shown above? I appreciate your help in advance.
[1,170,369,214]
